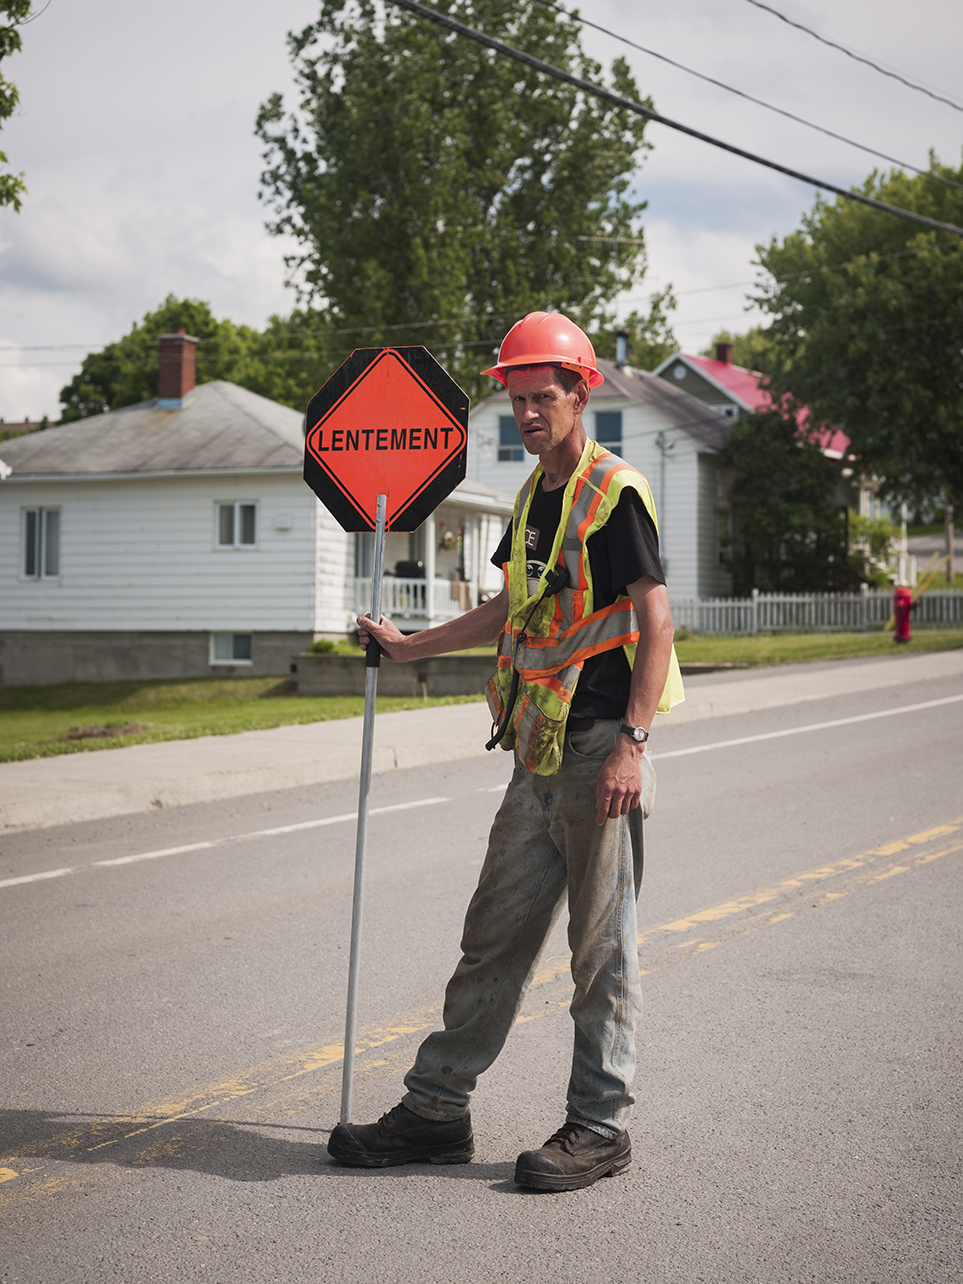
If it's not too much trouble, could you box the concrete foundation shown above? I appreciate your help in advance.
[292,651,496,697]
[0,631,315,686]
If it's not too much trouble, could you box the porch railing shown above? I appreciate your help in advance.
[353,576,472,625]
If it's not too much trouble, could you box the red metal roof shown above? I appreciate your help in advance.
[681,353,850,458]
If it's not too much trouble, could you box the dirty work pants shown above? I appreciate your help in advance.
[402,719,647,1140]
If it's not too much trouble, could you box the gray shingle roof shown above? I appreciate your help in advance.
[480,357,733,452]
[0,381,305,478]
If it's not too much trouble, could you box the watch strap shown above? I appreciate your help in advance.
[619,723,649,743]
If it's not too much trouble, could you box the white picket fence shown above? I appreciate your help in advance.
[357,578,963,635]
[669,588,963,635]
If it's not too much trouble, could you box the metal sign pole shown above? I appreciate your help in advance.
[340,492,387,1125]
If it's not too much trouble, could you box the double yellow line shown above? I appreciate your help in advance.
[2,816,961,1205]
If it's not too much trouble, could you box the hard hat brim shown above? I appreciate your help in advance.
[480,359,605,389]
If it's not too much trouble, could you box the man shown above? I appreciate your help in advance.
[327,311,682,1191]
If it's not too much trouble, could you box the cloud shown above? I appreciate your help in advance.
[1,0,958,414]
[0,339,65,422]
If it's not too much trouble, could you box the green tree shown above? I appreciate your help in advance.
[231,308,338,409]
[752,160,963,510]
[256,0,659,398]
[1,0,30,211]
[590,288,677,371]
[847,513,900,589]
[701,325,777,377]
[721,409,854,595]
[59,296,260,422]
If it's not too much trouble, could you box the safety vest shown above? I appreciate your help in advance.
[486,438,685,775]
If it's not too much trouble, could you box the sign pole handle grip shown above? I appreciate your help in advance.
[340,493,388,1125]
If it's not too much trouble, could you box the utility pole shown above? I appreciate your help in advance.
[655,429,675,576]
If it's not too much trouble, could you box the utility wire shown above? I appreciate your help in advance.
[384,0,963,240]
[743,0,963,113]
[614,240,963,298]
[6,235,958,357]
[534,0,963,192]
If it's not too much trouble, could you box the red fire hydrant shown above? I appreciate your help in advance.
[893,585,914,643]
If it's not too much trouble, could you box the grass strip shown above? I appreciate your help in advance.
[1,630,960,763]
[674,628,963,667]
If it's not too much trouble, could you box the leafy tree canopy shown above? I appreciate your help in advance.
[701,325,777,377]
[1,0,30,211]
[59,296,260,422]
[752,159,963,509]
[256,0,663,398]
[721,408,854,595]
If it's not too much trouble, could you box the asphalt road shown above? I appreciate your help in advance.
[2,664,962,1283]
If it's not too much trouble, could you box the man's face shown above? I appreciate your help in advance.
[505,366,586,458]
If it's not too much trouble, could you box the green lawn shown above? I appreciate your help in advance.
[673,629,963,667]
[1,629,961,764]
[0,676,486,764]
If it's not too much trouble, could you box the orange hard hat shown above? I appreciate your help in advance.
[480,311,604,389]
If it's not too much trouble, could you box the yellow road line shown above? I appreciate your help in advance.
[3,814,962,1202]
[530,815,963,986]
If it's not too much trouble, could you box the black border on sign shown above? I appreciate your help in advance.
[303,347,469,533]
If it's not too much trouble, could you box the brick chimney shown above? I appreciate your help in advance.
[158,330,198,408]
[715,340,733,365]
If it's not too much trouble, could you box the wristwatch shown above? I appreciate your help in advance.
[618,723,649,743]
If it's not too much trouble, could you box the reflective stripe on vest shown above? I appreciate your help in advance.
[486,438,685,776]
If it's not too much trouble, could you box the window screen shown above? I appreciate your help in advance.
[23,509,38,577]
[43,510,60,577]
[239,504,257,545]
[217,502,257,547]
[218,504,235,546]
[211,632,253,662]
[22,507,60,578]
[595,412,622,451]
[497,416,523,462]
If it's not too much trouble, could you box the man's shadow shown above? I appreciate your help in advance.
[1,1108,517,1189]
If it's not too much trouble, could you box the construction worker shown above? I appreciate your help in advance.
[328,312,683,1191]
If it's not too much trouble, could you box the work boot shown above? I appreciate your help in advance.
[514,1121,631,1191]
[327,1103,474,1168]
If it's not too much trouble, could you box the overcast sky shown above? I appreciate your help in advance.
[1,0,960,420]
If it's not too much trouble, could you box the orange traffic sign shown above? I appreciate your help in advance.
[303,347,469,531]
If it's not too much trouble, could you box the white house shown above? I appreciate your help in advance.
[0,334,513,685]
[468,355,735,599]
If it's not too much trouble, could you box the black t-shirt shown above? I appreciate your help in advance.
[492,481,665,720]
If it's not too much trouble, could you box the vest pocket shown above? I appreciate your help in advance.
[513,691,566,776]
[486,670,517,752]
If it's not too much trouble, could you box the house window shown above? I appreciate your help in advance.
[716,510,731,565]
[497,415,523,462]
[216,501,257,547]
[210,632,253,663]
[595,411,622,453]
[22,507,60,578]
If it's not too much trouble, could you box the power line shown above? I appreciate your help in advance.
[534,0,963,193]
[628,240,963,299]
[743,0,963,113]
[384,0,963,241]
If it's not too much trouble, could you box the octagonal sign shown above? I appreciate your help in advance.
[303,347,469,532]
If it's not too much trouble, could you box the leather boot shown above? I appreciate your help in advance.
[327,1103,474,1168]
[514,1121,631,1191]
